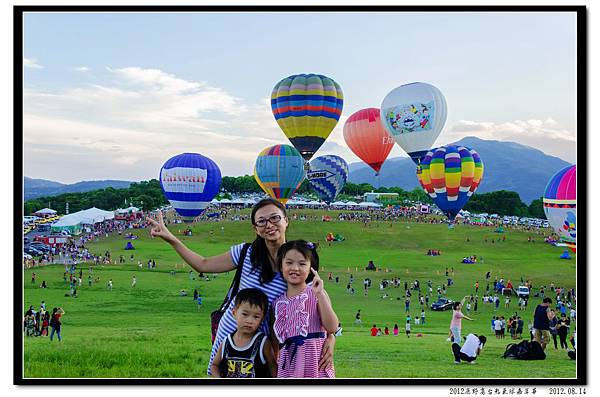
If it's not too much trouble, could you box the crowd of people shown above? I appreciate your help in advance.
[23,199,576,377]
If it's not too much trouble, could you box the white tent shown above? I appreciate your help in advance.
[308,200,324,206]
[330,201,346,207]
[34,208,57,216]
[52,207,115,227]
[358,201,381,207]
[346,201,358,206]
[218,198,232,204]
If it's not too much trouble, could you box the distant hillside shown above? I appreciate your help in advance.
[348,136,573,204]
[24,177,134,201]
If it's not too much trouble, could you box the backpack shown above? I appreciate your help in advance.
[210,243,251,344]
[502,340,546,360]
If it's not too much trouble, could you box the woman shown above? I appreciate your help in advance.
[147,198,335,376]
[49,307,64,342]
[450,296,474,345]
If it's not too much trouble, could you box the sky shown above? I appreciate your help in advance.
[22,11,578,184]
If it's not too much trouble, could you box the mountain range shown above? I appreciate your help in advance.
[24,136,573,204]
[24,178,133,201]
[347,136,572,204]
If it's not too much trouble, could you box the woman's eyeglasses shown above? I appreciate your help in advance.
[254,214,282,227]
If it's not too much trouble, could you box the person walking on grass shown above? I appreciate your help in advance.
[533,297,555,350]
[49,307,64,342]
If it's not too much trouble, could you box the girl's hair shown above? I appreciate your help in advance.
[276,239,319,284]
[249,198,288,284]
[453,301,461,310]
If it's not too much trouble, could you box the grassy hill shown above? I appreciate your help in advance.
[23,209,577,379]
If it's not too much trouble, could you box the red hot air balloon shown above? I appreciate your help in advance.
[343,108,394,174]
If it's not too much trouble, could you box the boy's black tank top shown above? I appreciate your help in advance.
[219,331,270,378]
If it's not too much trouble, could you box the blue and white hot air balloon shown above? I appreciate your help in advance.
[308,155,349,204]
[160,153,222,223]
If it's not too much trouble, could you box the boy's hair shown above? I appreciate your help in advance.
[276,240,319,284]
[234,288,269,315]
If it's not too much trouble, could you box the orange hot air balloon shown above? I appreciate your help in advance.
[343,108,394,174]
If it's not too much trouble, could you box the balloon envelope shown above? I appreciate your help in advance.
[308,155,349,204]
[417,145,483,221]
[543,165,576,253]
[343,108,394,173]
[271,74,343,161]
[380,82,447,164]
[160,153,222,223]
[254,144,306,205]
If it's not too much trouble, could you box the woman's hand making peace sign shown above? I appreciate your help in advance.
[146,211,177,245]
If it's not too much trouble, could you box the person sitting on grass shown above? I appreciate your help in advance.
[210,288,277,378]
[452,334,486,364]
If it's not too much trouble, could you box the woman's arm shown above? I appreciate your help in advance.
[147,212,236,274]
[210,343,224,378]
[319,333,336,371]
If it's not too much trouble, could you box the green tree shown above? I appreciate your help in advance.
[528,197,546,219]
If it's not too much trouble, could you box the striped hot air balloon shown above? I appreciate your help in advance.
[159,153,222,223]
[543,165,576,253]
[271,74,343,161]
[308,155,349,204]
[343,108,394,174]
[417,145,483,221]
[254,144,306,205]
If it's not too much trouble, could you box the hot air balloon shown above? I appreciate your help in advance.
[160,153,222,223]
[417,145,483,222]
[343,108,394,175]
[380,82,447,164]
[543,165,576,253]
[271,74,343,162]
[308,155,349,204]
[254,144,305,205]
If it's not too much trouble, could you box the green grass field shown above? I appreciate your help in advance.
[22,210,577,379]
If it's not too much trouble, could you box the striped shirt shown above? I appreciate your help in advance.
[273,286,334,378]
[207,242,287,375]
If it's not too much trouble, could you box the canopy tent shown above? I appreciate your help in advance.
[51,207,114,235]
[358,202,382,207]
[115,206,140,215]
[34,208,57,217]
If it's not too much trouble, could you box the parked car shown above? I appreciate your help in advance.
[29,243,51,252]
[515,286,530,298]
[24,247,43,256]
[23,236,30,244]
[23,253,33,260]
[430,298,455,311]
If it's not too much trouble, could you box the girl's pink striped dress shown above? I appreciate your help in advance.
[273,286,334,378]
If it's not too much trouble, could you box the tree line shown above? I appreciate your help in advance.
[23,176,545,219]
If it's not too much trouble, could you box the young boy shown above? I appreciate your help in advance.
[211,288,276,378]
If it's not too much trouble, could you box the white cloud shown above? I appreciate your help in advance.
[24,57,44,69]
[23,65,576,182]
[445,118,576,163]
[73,66,90,72]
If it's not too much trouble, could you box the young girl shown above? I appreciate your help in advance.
[393,323,399,336]
[272,240,338,378]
